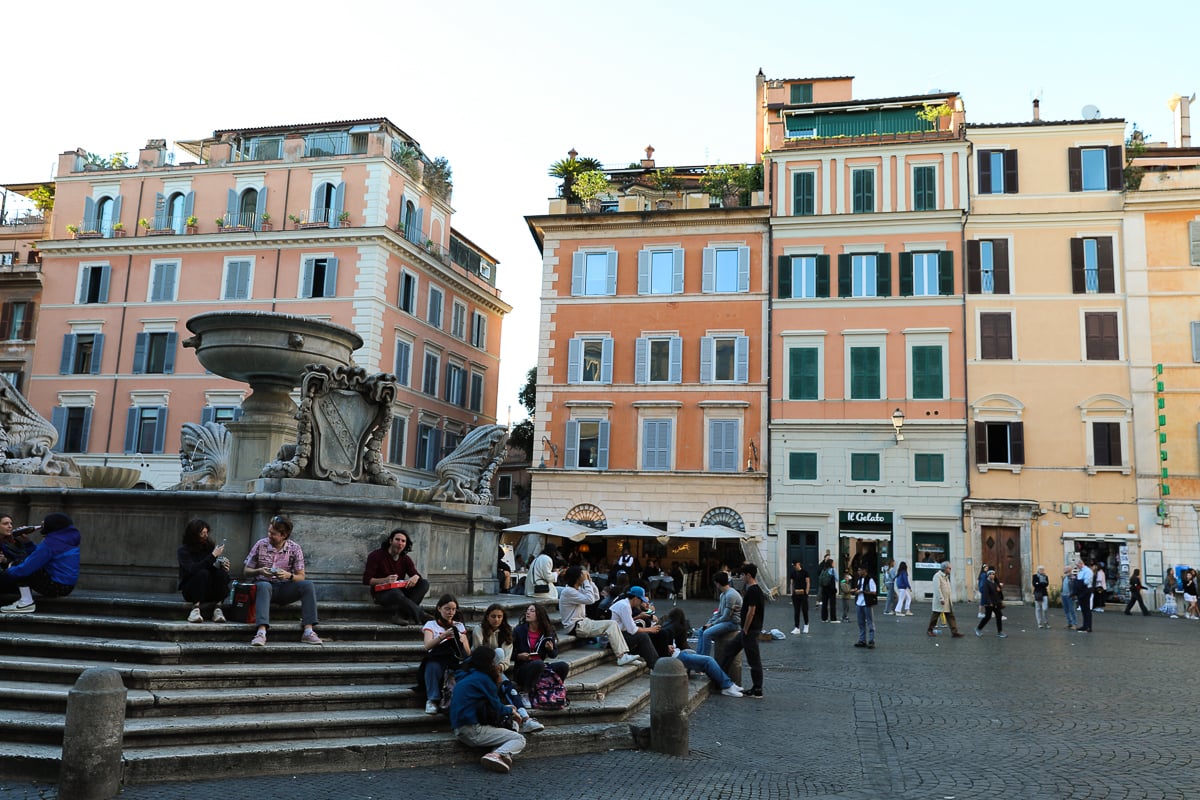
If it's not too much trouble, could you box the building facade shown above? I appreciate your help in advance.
[26,119,509,487]
[0,193,45,395]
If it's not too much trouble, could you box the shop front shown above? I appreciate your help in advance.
[838,510,893,591]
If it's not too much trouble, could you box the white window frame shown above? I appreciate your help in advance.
[847,451,883,484]
[635,335,683,384]
[843,332,887,401]
[221,257,254,301]
[706,417,741,473]
[399,269,418,314]
[639,417,675,471]
[700,334,749,384]
[394,337,413,387]
[1079,397,1132,475]
[638,247,684,296]
[573,250,617,297]
[851,254,877,298]
[975,309,1017,361]
[422,349,441,396]
[782,332,825,401]
[790,255,817,299]
[1079,307,1124,362]
[427,285,444,329]
[568,335,614,385]
[299,254,338,299]
[703,246,750,294]
[147,259,179,303]
[565,416,610,470]
[1080,147,1108,192]
[77,262,111,304]
[905,330,950,401]
[911,252,940,297]
[471,311,487,349]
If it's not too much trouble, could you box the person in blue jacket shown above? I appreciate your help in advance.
[0,512,81,613]
[449,646,526,774]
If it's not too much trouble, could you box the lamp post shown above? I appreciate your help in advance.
[891,408,905,442]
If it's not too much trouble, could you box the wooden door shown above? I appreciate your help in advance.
[981,526,1022,597]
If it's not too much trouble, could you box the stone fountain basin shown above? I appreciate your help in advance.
[79,465,143,489]
[184,311,363,386]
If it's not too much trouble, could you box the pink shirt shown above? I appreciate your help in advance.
[244,537,306,581]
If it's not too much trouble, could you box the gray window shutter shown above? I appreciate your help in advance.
[702,247,715,292]
[201,406,214,425]
[571,252,584,295]
[123,407,139,453]
[669,336,682,383]
[301,259,315,299]
[79,408,92,453]
[90,333,105,374]
[60,334,77,374]
[324,257,339,297]
[1190,222,1200,266]
[735,336,749,383]
[184,191,195,221]
[635,337,648,384]
[50,407,67,452]
[163,332,177,374]
[98,266,111,302]
[331,182,346,228]
[110,196,123,229]
[700,336,714,383]
[132,332,149,374]
[600,337,613,383]
[641,420,655,469]
[606,251,617,295]
[1191,322,1200,362]
[672,248,684,294]
[638,251,650,294]
[82,197,96,231]
[738,246,750,292]
[567,338,582,384]
[153,192,166,228]
[564,420,579,469]
[255,187,267,227]
[153,407,168,453]
[227,189,238,218]
[597,421,610,470]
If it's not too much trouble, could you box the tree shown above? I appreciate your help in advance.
[509,366,536,458]
[548,152,602,203]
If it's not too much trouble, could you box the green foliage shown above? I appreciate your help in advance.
[391,142,420,173]
[519,366,536,416]
[572,170,611,203]
[84,151,129,169]
[1124,124,1149,191]
[649,167,681,192]
[548,153,602,202]
[424,156,453,200]
[916,102,953,125]
[28,184,54,212]
[700,163,761,204]
[509,366,537,459]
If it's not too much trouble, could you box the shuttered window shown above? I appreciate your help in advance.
[1084,312,1120,360]
[979,313,1013,360]
[788,347,819,400]
[788,452,817,480]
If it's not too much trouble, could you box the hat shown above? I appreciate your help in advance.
[41,513,73,534]
[627,585,647,600]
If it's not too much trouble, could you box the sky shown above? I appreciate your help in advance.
[2,0,1195,424]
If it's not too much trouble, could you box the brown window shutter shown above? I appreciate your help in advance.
[974,421,988,465]
[19,304,33,340]
[1107,145,1124,190]
[1097,237,1115,293]
[0,303,11,340]
[979,313,996,359]
[992,239,1010,294]
[966,240,982,294]
[1111,424,1122,466]
[1069,238,1086,293]
[1009,422,1025,464]
[1068,147,1083,192]
[978,150,992,193]
[1004,150,1019,194]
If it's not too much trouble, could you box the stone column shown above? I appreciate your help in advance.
[60,668,126,799]
[649,656,688,756]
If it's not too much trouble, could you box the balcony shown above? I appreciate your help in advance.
[288,209,351,230]
[779,127,962,150]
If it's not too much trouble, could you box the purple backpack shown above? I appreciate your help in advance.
[530,666,569,710]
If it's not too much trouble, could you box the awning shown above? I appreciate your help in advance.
[839,531,892,541]
[504,520,596,540]
[673,524,761,542]
[590,521,670,543]
[1063,532,1138,541]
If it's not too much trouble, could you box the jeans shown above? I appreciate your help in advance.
[894,587,912,614]
[1062,594,1079,627]
[254,579,318,627]
[424,659,449,702]
[820,591,837,621]
[674,649,735,689]
[1033,596,1048,626]
[791,594,809,627]
[856,604,875,643]
[884,584,897,614]
[696,621,739,657]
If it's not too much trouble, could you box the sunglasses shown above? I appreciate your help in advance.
[271,515,286,526]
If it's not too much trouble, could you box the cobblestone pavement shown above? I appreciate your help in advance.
[2,599,1195,800]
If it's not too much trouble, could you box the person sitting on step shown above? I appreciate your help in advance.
[0,513,80,614]
[177,518,231,623]
[242,514,322,646]
[472,603,545,733]
[362,528,429,625]
[450,647,526,774]
[557,565,643,667]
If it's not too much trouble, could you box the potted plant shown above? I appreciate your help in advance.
[287,214,302,228]
[572,169,611,212]
[66,224,79,238]
[215,218,225,231]
[548,151,602,203]
[917,102,954,131]
[338,211,351,226]
[260,212,273,231]
[139,218,151,230]
[185,215,198,234]
[112,221,126,238]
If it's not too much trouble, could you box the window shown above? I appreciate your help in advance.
[415,423,442,470]
[975,421,1025,466]
[445,363,466,407]
[222,259,252,300]
[1068,146,1122,192]
[567,337,613,384]
[899,252,950,297]
[700,336,749,383]
[854,254,878,297]
[471,312,487,349]
[912,165,936,211]
[1192,321,1200,363]
[301,257,338,298]
[850,452,880,482]
[124,406,167,454]
[469,373,484,413]
[1,302,32,341]
[148,261,178,302]
[0,368,22,392]
[51,407,92,453]
[1092,422,1122,468]
[83,195,119,237]
[399,271,418,314]
[709,419,739,473]
[388,416,407,465]
[1084,312,1120,360]
[790,83,813,104]
[641,419,673,471]
[837,253,891,298]
[201,405,241,425]
[572,251,617,296]
[154,191,191,233]
[451,302,467,340]
[792,172,816,215]
[402,201,423,244]
[979,312,1013,360]
[852,169,874,213]
[60,333,104,375]
[977,149,1018,194]
[1190,221,1200,267]
[240,136,282,161]
[422,350,440,395]
[914,453,944,482]
[910,345,944,400]
[427,286,444,328]
[78,264,110,304]
[788,452,817,480]
[703,247,749,293]
[1071,237,1115,294]
[849,346,881,400]
[133,332,177,374]
[779,254,830,299]
[638,249,683,295]
[497,474,513,500]
[968,239,1010,294]
[566,419,609,470]
[635,336,682,384]
[788,347,820,400]
[394,340,412,386]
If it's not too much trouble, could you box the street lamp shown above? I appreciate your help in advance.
[891,408,905,442]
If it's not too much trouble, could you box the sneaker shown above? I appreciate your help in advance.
[616,654,641,667]
[187,606,203,623]
[519,718,545,733]
[212,607,226,624]
[424,701,439,715]
[977,612,986,619]
[951,633,965,638]
[1,601,35,614]
[883,611,893,615]
[745,688,764,698]
[518,693,531,708]
[926,630,937,637]
[301,629,323,645]
[974,629,982,637]
[802,625,809,634]
[905,612,914,616]
[790,627,802,635]
[830,619,841,624]
[720,685,744,697]
[867,642,875,649]
[480,752,510,773]
[250,630,267,646]
[853,641,867,648]
[997,633,1008,639]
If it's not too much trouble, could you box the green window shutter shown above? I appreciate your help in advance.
[789,347,818,400]
[915,453,944,482]
[790,83,813,104]
[837,254,852,298]
[912,345,943,399]
[898,252,914,297]
[815,255,831,298]
[850,347,879,399]
[789,451,817,480]
[937,251,955,295]
[851,453,880,481]
[778,255,792,298]
[876,252,892,297]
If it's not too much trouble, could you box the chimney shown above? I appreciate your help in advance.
[641,145,655,169]
[1032,98,1040,121]
[139,138,168,168]
[1170,93,1193,148]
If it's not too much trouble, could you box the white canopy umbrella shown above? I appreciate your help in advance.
[590,521,671,544]
[504,519,595,539]
[674,524,761,541]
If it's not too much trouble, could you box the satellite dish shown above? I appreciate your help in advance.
[1081,104,1101,120]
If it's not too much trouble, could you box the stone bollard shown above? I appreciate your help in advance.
[712,630,743,685]
[649,656,689,756]
[60,667,126,800]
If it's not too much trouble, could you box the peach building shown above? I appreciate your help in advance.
[0,190,45,394]
[759,73,970,595]
[25,119,509,488]
[526,155,770,575]
[964,113,1136,596]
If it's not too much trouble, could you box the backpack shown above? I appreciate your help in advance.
[819,569,833,589]
[530,665,569,710]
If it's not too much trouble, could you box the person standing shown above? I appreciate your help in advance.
[787,558,810,634]
[893,562,913,616]
[243,514,321,646]
[819,558,839,624]
[975,569,1007,638]
[1094,562,1108,613]
[1061,566,1079,629]
[851,565,878,648]
[926,561,965,638]
[720,563,765,697]
[1031,565,1050,629]
[0,513,80,613]
[362,528,430,625]
[1183,570,1200,620]
[525,543,559,600]
[1125,569,1150,616]
[976,563,990,619]
[882,560,897,616]
[1075,559,1094,633]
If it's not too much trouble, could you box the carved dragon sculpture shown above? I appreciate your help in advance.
[169,421,231,490]
[401,424,509,505]
[0,375,79,477]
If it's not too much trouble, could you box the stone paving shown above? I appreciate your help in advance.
[1,597,1194,800]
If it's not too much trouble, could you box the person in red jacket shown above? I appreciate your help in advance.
[362,528,429,625]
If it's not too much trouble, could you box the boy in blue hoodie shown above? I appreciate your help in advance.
[449,646,526,773]
[0,513,81,613]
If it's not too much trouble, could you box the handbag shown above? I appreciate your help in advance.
[533,583,550,594]
[227,581,257,624]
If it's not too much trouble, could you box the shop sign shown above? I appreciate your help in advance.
[840,510,892,526]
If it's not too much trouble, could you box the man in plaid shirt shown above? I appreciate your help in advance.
[243,514,322,646]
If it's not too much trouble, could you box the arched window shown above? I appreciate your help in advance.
[166,192,186,232]
[565,503,607,530]
[95,197,114,235]
[402,199,419,242]
[238,189,258,228]
[315,183,336,224]
[700,507,745,532]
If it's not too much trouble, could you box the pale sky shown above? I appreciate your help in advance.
[2,0,1195,424]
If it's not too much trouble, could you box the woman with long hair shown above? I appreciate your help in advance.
[177,518,231,623]
[511,603,570,694]
[893,562,913,616]
[472,604,544,734]
[418,594,471,714]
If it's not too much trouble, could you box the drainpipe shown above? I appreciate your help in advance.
[763,174,774,550]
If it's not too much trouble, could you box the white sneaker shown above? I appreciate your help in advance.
[0,601,35,613]
[187,606,203,623]
[790,627,802,634]
[977,612,985,619]
[905,612,913,616]
[721,685,744,697]
[616,654,641,666]
[802,625,809,634]
[424,701,438,715]
[519,718,545,733]
[212,607,227,624]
